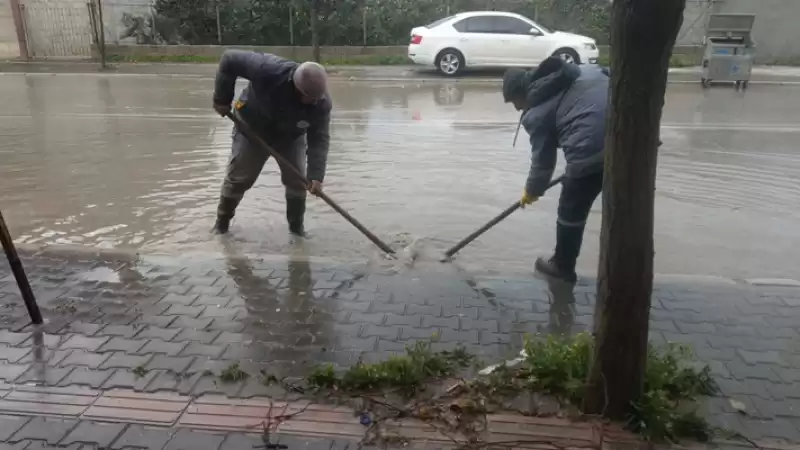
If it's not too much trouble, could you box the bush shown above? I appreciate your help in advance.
[151,0,611,46]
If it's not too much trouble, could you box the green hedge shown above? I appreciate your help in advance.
[150,0,611,46]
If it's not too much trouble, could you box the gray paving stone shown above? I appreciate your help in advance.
[179,343,225,358]
[173,329,220,345]
[136,340,187,357]
[137,315,176,328]
[163,428,225,450]
[58,367,115,389]
[0,331,30,346]
[58,350,111,369]
[101,369,139,390]
[167,316,214,330]
[111,424,173,450]
[384,314,421,327]
[164,304,206,318]
[359,325,400,340]
[60,421,127,447]
[64,322,103,337]
[346,312,385,325]
[98,337,147,354]
[16,365,73,385]
[59,336,109,352]
[135,327,180,342]
[9,417,78,444]
[21,332,63,350]
[726,361,783,382]
[145,355,195,373]
[98,325,139,338]
[0,416,30,441]
[0,346,31,364]
[738,349,786,366]
[212,332,247,345]
[0,440,28,450]
[420,316,459,329]
[161,293,199,306]
[192,295,232,307]
[100,352,152,370]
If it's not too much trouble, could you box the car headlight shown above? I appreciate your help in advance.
[584,43,597,50]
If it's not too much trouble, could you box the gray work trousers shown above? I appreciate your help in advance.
[220,126,308,207]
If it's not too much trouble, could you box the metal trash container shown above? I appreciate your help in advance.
[701,13,756,90]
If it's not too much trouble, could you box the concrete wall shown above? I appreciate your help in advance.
[677,0,800,64]
[0,0,20,58]
[107,44,410,61]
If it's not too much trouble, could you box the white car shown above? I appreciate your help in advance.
[408,11,600,76]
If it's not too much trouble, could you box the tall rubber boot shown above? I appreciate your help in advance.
[286,196,306,236]
[212,196,241,235]
[535,223,584,283]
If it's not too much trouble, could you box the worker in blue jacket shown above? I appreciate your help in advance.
[502,57,609,283]
[211,50,331,236]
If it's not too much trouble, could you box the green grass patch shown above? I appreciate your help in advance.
[308,340,475,395]
[310,334,719,444]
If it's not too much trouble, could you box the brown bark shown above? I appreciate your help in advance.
[310,0,321,63]
[583,0,685,419]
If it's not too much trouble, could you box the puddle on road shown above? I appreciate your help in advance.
[1,76,799,278]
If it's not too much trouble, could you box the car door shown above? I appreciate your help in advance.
[492,16,551,66]
[452,15,504,66]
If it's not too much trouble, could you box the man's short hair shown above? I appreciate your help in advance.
[293,61,328,99]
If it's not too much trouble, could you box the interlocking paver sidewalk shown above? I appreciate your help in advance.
[0,245,799,448]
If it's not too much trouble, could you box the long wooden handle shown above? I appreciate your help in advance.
[442,175,565,261]
[0,209,42,324]
[225,112,395,255]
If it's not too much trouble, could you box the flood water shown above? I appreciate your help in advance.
[1,73,799,279]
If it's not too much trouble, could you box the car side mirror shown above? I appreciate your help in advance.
[529,27,542,36]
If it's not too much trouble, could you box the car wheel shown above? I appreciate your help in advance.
[436,49,464,77]
[552,48,580,65]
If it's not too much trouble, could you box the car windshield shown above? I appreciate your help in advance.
[531,20,552,33]
[530,19,551,33]
[426,16,454,28]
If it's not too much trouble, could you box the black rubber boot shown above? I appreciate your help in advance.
[535,223,584,283]
[212,196,240,235]
[286,196,307,236]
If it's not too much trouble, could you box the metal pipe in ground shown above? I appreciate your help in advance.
[0,209,43,325]
[225,112,396,256]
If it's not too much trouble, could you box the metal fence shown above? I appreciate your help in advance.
[19,0,96,58]
[97,0,612,47]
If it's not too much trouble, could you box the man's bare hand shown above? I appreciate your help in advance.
[309,180,323,196]
[213,103,231,117]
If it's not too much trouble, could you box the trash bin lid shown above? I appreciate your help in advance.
[706,13,755,37]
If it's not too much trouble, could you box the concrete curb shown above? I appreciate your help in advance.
[13,242,800,290]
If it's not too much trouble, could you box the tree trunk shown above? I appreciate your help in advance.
[583,0,685,420]
[310,0,321,63]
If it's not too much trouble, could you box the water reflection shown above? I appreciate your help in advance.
[222,241,333,372]
[543,276,578,336]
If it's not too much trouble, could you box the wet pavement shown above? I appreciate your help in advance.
[0,247,799,444]
[1,72,799,279]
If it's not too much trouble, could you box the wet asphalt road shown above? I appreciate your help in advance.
[1,73,799,279]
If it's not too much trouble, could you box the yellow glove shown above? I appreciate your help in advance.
[520,190,539,208]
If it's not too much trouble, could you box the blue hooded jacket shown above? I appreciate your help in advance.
[503,58,609,196]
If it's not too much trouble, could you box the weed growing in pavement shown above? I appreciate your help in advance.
[306,334,719,445]
[132,364,148,378]
[218,362,249,384]
[480,333,718,443]
[307,341,475,395]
